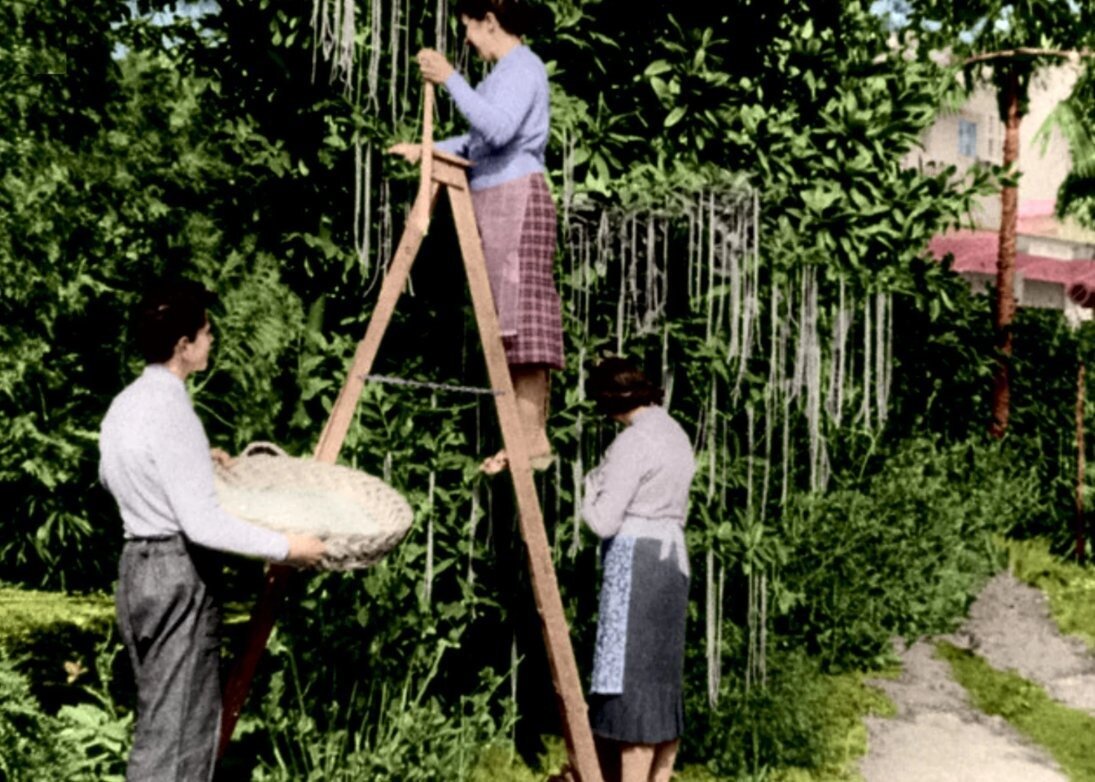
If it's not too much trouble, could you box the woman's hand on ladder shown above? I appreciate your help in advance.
[387,142,422,164]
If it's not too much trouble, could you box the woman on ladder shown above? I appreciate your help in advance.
[398,0,562,474]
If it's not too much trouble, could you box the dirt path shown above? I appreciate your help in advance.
[859,572,1095,782]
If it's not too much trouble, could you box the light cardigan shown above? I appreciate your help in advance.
[99,364,289,561]
[436,44,549,191]
[581,406,696,541]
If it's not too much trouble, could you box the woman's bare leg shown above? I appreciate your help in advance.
[650,739,679,782]
[513,365,551,457]
[481,365,553,473]
[620,743,655,782]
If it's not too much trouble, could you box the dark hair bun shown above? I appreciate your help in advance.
[455,0,550,37]
[586,356,664,416]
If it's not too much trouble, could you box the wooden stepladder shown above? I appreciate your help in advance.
[218,85,604,782]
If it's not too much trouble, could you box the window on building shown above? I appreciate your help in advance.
[958,119,978,157]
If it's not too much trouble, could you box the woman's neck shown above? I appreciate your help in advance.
[613,405,653,426]
[488,34,521,62]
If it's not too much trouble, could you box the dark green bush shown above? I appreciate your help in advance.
[0,656,78,781]
[683,647,892,780]
[779,436,1037,670]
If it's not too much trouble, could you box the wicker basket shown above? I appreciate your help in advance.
[214,442,414,571]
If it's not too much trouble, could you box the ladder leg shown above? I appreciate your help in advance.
[217,182,440,759]
[315,181,441,463]
[449,186,604,782]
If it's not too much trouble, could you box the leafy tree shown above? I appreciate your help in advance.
[1043,68,1095,228]
[902,0,1095,436]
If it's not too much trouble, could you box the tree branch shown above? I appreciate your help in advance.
[963,48,1094,66]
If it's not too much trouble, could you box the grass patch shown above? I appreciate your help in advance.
[1006,537,1095,651]
[937,641,1095,781]
[467,735,722,781]
[0,586,116,712]
[766,670,896,782]
[0,586,114,646]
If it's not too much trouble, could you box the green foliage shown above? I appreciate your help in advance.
[778,436,1032,669]
[4,1,1092,779]
[249,639,519,782]
[54,639,132,782]
[0,586,115,712]
[684,649,894,780]
[0,3,312,588]
[0,655,78,781]
[636,1,995,288]
[1043,69,1095,229]
[939,640,1095,782]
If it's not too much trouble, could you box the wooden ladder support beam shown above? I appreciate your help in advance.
[218,182,439,757]
[450,183,603,782]
[219,84,602,780]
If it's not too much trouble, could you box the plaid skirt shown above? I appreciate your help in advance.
[471,173,564,369]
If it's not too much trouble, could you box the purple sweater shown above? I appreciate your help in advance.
[436,44,549,191]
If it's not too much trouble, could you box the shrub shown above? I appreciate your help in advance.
[0,655,78,781]
[778,436,1037,669]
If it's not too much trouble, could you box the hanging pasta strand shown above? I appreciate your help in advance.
[884,294,894,418]
[826,279,850,425]
[727,220,741,364]
[367,0,382,107]
[615,216,629,354]
[570,347,587,559]
[467,482,479,585]
[401,0,412,114]
[435,0,448,53]
[733,197,760,398]
[859,293,873,428]
[388,0,401,125]
[425,469,436,605]
[661,324,673,409]
[875,292,892,426]
[761,283,779,517]
[353,140,374,275]
[628,214,641,334]
[789,268,807,404]
[780,289,793,507]
[689,197,700,304]
[759,571,768,687]
[746,403,755,520]
[746,568,756,692]
[706,547,719,706]
[804,267,825,491]
[380,178,392,272]
[705,192,716,343]
[310,0,356,95]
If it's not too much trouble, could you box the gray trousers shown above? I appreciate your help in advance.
[116,537,222,782]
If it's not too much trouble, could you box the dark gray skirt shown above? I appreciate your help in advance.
[590,536,689,744]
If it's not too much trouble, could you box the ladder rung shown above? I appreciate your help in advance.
[360,373,505,396]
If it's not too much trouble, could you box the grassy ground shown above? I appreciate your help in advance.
[1,585,893,781]
[922,538,1095,782]
[470,670,895,782]
[938,640,1095,782]
[0,585,114,645]
[1007,537,1095,651]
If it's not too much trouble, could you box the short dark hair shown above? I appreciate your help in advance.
[455,0,535,36]
[135,279,216,364]
[585,356,664,416]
